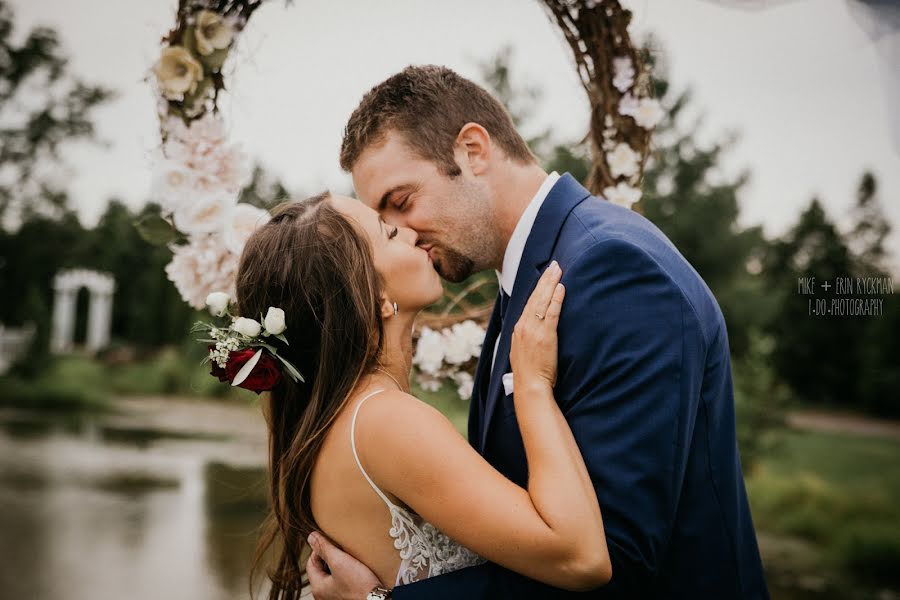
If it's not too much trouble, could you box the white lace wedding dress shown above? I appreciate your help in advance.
[299,389,484,598]
[351,389,485,585]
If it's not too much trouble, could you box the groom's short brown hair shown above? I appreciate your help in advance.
[340,65,536,177]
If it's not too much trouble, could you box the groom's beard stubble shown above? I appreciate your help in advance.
[433,247,475,283]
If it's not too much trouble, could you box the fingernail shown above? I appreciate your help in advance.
[307,533,317,545]
[548,260,558,271]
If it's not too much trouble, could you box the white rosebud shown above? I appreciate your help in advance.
[606,142,641,179]
[206,291,231,317]
[264,307,287,335]
[223,203,271,255]
[153,46,204,102]
[232,317,262,338]
[194,10,236,56]
[603,182,643,209]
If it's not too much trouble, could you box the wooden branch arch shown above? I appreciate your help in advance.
[155,0,652,329]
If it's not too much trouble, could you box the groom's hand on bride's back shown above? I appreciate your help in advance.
[306,531,382,600]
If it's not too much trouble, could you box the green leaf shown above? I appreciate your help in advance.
[274,333,289,345]
[275,353,305,383]
[135,214,179,246]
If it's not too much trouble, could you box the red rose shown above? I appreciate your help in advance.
[224,348,282,394]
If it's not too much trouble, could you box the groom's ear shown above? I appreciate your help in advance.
[455,123,491,176]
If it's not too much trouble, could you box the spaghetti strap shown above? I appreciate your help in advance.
[350,389,395,509]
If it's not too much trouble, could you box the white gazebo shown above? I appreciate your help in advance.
[50,269,116,354]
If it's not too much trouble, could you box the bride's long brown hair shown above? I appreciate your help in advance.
[237,192,386,599]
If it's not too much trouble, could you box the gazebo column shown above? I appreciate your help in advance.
[86,290,113,353]
[51,287,77,354]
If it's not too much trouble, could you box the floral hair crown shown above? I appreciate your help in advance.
[193,291,304,394]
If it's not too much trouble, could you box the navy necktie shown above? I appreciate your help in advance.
[498,289,511,325]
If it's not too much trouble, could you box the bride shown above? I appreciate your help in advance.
[235,191,610,598]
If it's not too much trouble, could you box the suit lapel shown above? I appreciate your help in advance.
[468,292,503,446]
[478,174,592,453]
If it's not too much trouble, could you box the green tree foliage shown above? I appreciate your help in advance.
[639,91,770,358]
[0,202,196,354]
[765,173,898,416]
[238,165,292,210]
[0,0,112,224]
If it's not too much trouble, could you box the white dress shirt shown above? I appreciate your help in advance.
[491,171,560,376]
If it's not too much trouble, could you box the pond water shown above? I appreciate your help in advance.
[0,397,889,600]
[0,398,270,600]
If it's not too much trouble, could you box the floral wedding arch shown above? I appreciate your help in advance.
[147,0,661,398]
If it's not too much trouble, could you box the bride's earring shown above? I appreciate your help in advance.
[393,302,399,316]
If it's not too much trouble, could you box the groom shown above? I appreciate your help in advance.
[307,65,769,599]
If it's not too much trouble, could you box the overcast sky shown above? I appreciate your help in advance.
[11,0,900,268]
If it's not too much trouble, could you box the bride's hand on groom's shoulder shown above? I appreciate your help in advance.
[510,261,566,391]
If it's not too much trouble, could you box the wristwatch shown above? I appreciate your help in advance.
[366,585,392,600]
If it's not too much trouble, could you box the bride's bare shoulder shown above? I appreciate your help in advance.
[352,388,464,460]
[355,388,449,428]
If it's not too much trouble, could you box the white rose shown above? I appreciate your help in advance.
[264,307,287,335]
[206,291,231,317]
[603,182,643,209]
[606,142,641,179]
[413,327,445,375]
[232,317,261,338]
[453,320,485,358]
[194,10,236,56]
[173,189,235,235]
[153,46,204,102]
[223,203,271,255]
[443,328,471,365]
[619,94,665,130]
[612,56,635,93]
[633,98,664,130]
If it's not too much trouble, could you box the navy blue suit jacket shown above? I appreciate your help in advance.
[394,174,769,599]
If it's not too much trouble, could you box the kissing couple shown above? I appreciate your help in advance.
[233,65,769,600]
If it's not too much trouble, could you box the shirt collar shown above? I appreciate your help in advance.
[497,171,560,296]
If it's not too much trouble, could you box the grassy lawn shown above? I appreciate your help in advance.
[747,429,900,591]
[0,350,229,410]
[413,381,470,434]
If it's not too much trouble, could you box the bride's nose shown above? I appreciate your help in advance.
[401,226,418,246]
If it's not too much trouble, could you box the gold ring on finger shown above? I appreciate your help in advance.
[535,312,545,320]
